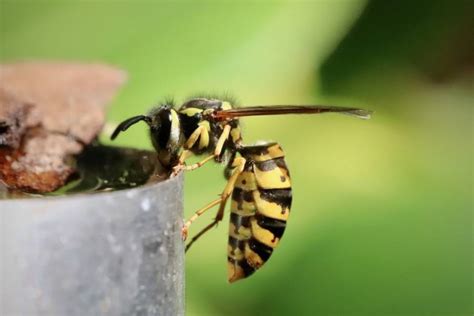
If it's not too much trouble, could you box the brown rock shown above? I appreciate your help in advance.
[0,88,37,148]
[0,62,126,193]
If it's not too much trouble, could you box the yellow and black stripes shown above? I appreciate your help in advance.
[227,142,292,282]
[112,97,372,283]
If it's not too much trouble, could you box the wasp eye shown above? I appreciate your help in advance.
[156,110,172,149]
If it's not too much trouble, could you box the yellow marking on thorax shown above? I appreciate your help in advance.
[253,191,290,221]
[203,108,214,116]
[254,166,291,189]
[221,101,232,110]
[180,107,203,116]
[248,144,285,162]
[250,217,280,248]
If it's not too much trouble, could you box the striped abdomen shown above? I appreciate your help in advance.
[227,143,292,282]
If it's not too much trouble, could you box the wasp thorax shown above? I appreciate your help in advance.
[147,105,184,168]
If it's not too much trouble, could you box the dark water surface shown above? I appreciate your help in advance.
[1,145,166,199]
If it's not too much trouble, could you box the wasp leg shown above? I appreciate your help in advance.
[182,155,215,172]
[216,156,246,218]
[185,221,219,252]
[182,198,222,241]
[172,126,204,175]
[172,149,193,175]
[184,124,231,171]
[175,125,231,175]
[175,125,206,168]
[213,125,232,157]
[185,157,246,252]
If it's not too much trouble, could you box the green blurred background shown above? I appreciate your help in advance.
[1,0,472,315]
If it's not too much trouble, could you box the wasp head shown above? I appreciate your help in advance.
[111,104,184,169]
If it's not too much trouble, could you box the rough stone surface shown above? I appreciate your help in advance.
[0,132,82,193]
[0,88,37,148]
[0,62,126,192]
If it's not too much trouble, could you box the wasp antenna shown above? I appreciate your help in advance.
[110,115,151,140]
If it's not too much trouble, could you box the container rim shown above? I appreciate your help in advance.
[0,172,182,203]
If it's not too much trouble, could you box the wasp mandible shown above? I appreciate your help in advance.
[111,97,372,282]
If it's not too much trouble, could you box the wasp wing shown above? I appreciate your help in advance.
[214,105,373,120]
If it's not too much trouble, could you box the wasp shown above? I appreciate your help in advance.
[111,97,372,282]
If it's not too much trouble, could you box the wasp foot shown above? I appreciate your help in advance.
[181,224,189,241]
[171,163,186,177]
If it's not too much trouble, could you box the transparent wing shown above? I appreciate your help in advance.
[214,105,373,120]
